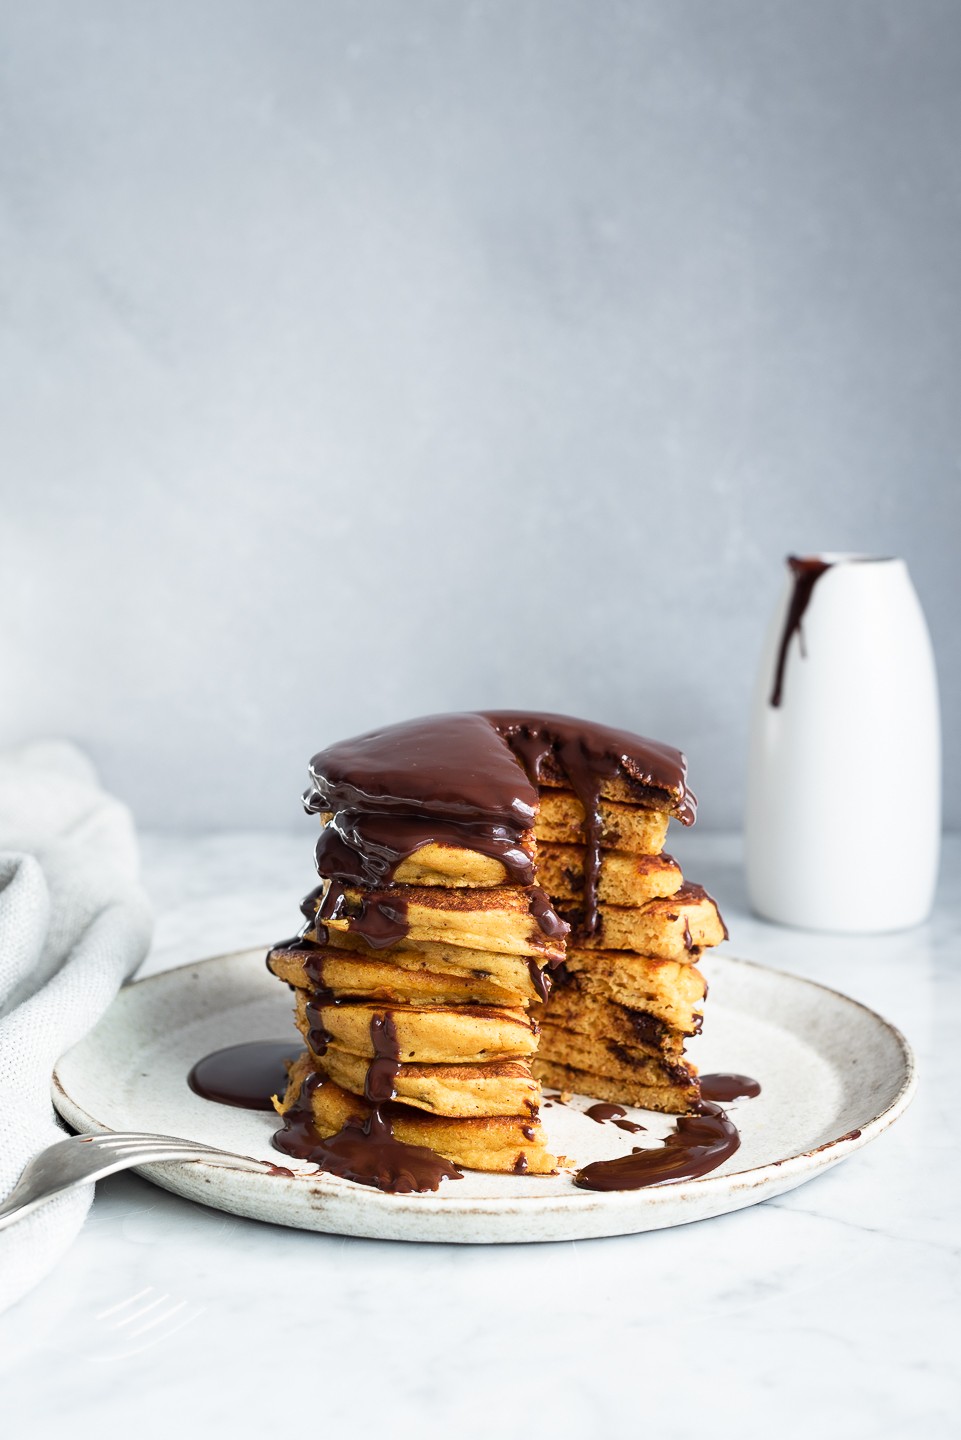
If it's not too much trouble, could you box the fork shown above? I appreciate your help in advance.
[0,1131,294,1230]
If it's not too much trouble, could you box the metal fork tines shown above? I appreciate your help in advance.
[0,1131,289,1230]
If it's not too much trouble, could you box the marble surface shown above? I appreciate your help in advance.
[1,831,958,1438]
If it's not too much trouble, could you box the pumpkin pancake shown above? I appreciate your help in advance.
[313,881,568,960]
[561,884,726,958]
[268,946,531,1007]
[292,994,539,1062]
[535,1059,698,1115]
[535,791,670,853]
[277,1056,557,1172]
[537,845,682,907]
[560,949,707,1031]
[284,930,549,1000]
[316,1048,541,1118]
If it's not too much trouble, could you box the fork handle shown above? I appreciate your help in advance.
[0,1147,270,1230]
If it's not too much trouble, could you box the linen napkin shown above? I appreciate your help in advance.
[0,741,152,1313]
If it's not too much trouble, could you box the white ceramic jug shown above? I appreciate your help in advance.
[745,554,941,932]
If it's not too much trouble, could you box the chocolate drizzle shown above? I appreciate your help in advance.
[528,886,570,944]
[319,880,410,949]
[365,1012,401,1103]
[301,711,694,946]
[485,711,694,937]
[527,958,553,1002]
[769,556,832,708]
[574,1101,740,1191]
[304,993,335,1056]
[585,1102,646,1134]
[272,1013,463,1193]
[316,810,535,888]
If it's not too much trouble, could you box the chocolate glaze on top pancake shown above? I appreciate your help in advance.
[306,712,539,827]
[306,711,695,934]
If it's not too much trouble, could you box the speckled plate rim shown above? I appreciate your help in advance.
[51,951,917,1243]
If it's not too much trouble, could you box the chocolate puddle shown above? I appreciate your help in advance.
[700,1073,762,1102]
[574,1101,741,1191]
[188,1041,301,1111]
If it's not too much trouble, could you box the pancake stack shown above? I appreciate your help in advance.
[267,711,726,1189]
[531,784,726,1114]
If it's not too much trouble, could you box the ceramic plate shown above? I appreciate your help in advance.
[52,949,915,1243]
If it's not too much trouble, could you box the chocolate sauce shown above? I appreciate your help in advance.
[769,556,831,708]
[306,712,539,827]
[365,1012,401,1103]
[513,1153,529,1174]
[486,712,695,936]
[529,885,570,944]
[272,1015,463,1193]
[315,810,535,888]
[585,1102,627,1123]
[301,712,694,947]
[574,1101,740,1190]
[272,1072,462,1193]
[304,994,334,1056]
[319,880,410,949]
[527,958,552,1002]
[584,1101,646,1134]
[300,883,326,921]
[188,1041,300,1111]
[270,884,330,956]
[699,1073,761,1102]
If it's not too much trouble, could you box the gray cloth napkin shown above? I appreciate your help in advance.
[0,742,152,1313]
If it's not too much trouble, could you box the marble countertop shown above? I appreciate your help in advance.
[1,831,957,1439]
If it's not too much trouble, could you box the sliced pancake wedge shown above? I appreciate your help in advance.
[535,1059,698,1116]
[562,884,726,958]
[535,791,670,854]
[535,1021,697,1096]
[542,984,697,1058]
[537,845,682,908]
[560,950,707,1032]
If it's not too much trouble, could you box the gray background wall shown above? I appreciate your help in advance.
[2,1,959,832]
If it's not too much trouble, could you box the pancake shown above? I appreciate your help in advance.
[286,931,549,1001]
[314,882,568,960]
[481,711,694,820]
[542,983,698,1057]
[268,946,531,1007]
[315,812,536,888]
[535,791,670,853]
[535,1059,697,1115]
[537,845,682,908]
[317,1048,541,1117]
[560,949,707,1031]
[292,993,539,1062]
[561,884,726,957]
[277,1057,557,1173]
[535,1021,697,1096]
